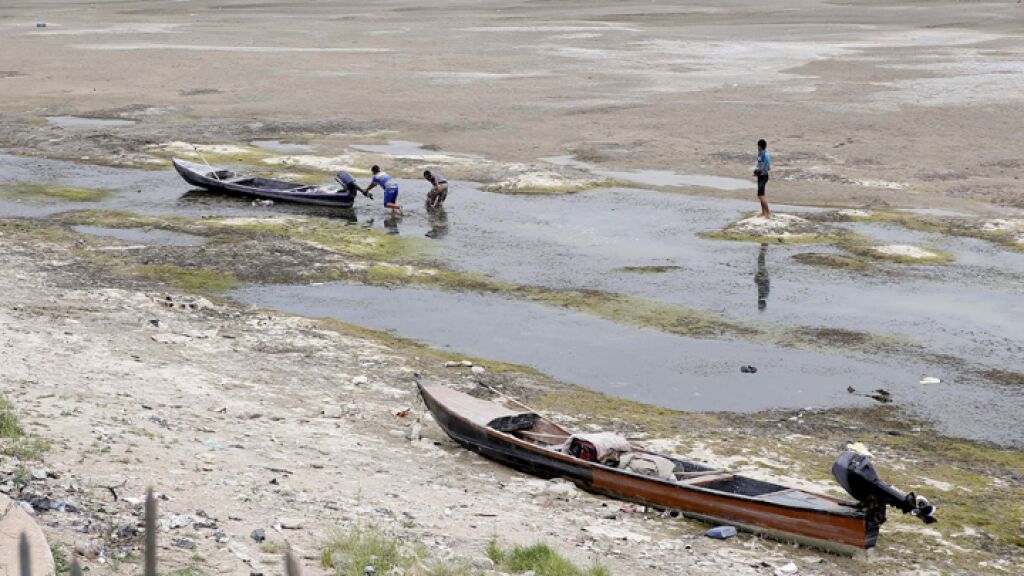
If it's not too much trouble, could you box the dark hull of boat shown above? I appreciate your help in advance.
[418,379,876,554]
[172,157,356,207]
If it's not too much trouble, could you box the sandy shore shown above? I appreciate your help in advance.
[1,0,1023,210]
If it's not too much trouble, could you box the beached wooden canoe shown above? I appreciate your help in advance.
[172,157,356,207]
[416,377,936,555]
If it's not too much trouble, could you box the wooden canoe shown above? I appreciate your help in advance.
[172,157,356,207]
[416,377,925,555]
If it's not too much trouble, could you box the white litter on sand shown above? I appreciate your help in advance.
[836,209,873,218]
[154,142,254,156]
[869,244,940,259]
[725,214,822,238]
[261,155,358,173]
[484,166,604,193]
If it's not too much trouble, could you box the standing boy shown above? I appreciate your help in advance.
[364,165,402,216]
[754,139,771,218]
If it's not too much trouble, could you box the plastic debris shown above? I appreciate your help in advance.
[705,525,737,539]
[774,562,798,576]
[845,442,872,457]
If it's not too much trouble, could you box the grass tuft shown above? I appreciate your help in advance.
[0,395,24,438]
[486,540,610,576]
[132,264,239,292]
[320,526,410,576]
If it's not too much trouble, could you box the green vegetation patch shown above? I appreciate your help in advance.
[617,265,682,274]
[0,395,24,438]
[486,540,610,576]
[132,264,239,292]
[1,182,113,202]
[792,252,873,271]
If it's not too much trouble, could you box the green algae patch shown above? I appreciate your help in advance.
[813,209,1024,253]
[792,252,874,272]
[617,265,682,274]
[1,182,113,202]
[132,264,239,292]
[482,178,621,196]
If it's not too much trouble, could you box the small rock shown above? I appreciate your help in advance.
[30,468,48,481]
[278,518,304,529]
[705,526,737,539]
[352,375,369,386]
[740,365,757,374]
[19,501,35,516]
[470,366,486,374]
[168,514,193,529]
[919,376,941,385]
[36,22,46,28]
[250,528,266,543]
[214,530,230,543]
[173,537,197,550]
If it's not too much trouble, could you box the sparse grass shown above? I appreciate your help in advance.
[51,544,71,575]
[0,182,113,202]
[320,526,411,576]
[259,540,286,554]
[0,395,24,438]
[486,540,610,576]
[2,436,53,460]
[132,264,239,292]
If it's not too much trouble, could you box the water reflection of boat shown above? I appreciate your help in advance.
[418,376,936,555]
[172,158,357,208]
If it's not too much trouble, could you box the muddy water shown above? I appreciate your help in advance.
[2,153,1022,444]
[233,281,1023,446]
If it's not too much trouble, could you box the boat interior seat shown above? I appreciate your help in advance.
[679,473,735,486]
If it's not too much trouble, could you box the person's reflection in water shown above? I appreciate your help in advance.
[425,206,449,239]
[383,215,401,235]
[755,243,770,311]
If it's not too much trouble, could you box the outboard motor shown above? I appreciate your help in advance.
[832,450,937,527]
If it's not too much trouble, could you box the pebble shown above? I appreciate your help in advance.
[705,526,737,539]
[19,501,35,516]
[471,366,485,374]
[30,468,48,481]
[471,557,495,570]
[250,528,266,543]
[353,375,369,386]
[321,405,344,418]
[919,376,941,385]
[168,514,193,529]
[278,517,304,529]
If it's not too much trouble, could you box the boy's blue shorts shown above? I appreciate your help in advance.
[384,187,399,206]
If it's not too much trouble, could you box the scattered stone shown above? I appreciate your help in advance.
[19,501,35,516]
[36,23,46,28]
[30,468,48,481]
[471,366,486,374]
[740,365,757,374]
[168,514,193,529]
[443,360,474,368]
[172,537,197,550]
[705,526,737,539]
[919,376,941,385]
[214,531,230,543]
[252,199,275,207]
[277,518,304,529]
[352,375,369,386]
[250,528,266,543]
